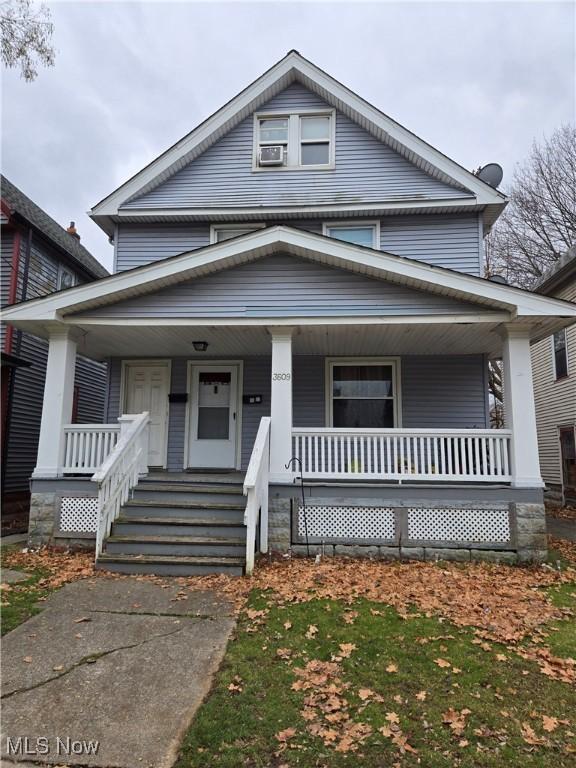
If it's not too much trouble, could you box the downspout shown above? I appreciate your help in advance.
[1,226,32,490]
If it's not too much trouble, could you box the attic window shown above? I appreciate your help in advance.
[210,224,265,243]
[323,221,380,249]
[254,110,334,170]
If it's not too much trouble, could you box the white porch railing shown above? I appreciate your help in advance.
[62,425,121,474]
[292,428,512,482]
[243,416,271,575]
[92,412,150,558]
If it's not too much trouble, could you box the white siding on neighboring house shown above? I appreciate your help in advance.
[531,281,576,487]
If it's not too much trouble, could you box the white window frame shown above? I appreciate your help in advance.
[551,329,569,380]
[325,357,402,428]
[322,220,381,250]
[209,223,266,244]
[57,264,77,290]
[253,108,335,171]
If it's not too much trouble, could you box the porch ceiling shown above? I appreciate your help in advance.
[72,321,507,361]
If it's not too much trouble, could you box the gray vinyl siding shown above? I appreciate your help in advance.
[124,83,469,210]
[167,359,188,471]
[114,224,210,272]
[114,215,481,275]
[380,214,482,275]
[531,281,576,486]
[75,356,108,424]
[402,355,489,428]
[82,254,486,320]
[105,353,488,472]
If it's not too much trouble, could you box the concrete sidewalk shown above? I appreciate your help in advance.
[1,578,236,768]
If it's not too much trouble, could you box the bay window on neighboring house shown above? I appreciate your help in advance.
[327,359,401,428]
[552,329,568,380]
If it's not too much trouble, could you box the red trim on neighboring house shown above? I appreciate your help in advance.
[4,228,22,354]
[1,225,22,456]
[0,198,13,220]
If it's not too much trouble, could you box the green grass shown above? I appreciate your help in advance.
[1,553,53,635]
[176,591,576,768]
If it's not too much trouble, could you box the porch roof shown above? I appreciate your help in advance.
[2,226,575,358]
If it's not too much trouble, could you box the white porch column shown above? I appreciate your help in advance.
[501,325,543,488]
[269,328,294,482]
[33,327,77,478]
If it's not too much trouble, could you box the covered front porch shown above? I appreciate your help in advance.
[50,319,534,489]
[5,225,574,568]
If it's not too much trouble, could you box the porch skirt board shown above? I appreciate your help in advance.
[276,499,548,564]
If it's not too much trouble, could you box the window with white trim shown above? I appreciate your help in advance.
[323,221,379,249]
[57,265,76,290]
[210,224,265,243]
[327,359,400,428]
[255,111,334,169]
[553,329,569,380]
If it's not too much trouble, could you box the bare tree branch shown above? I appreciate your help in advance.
[1,0,55,81]
[486,124,576,289]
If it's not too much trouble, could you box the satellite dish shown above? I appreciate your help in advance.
[489,274,508,285]
[477,163,504,188]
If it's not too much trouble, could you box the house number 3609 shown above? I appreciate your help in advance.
[272,373,291,380]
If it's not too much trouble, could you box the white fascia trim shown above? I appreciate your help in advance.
[90,52,505,217]
[112,197,482,220]
[62,313,512,327]
[3,226,576,323]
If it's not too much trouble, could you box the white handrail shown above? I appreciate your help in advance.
[292,427,512,482]
[243,417,271,575]
[92,412,150,559]
[62,425,120,474]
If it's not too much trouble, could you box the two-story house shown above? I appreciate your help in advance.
[4,52,576,573]
[1,176,109,534]
[531,248,576,507]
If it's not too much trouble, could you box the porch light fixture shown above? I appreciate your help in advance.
[192,341,209,352]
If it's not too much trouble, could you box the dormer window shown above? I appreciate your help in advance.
[254,110,334,170]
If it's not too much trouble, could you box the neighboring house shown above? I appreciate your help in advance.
[4,52,576,573]
[1,176,109,533]
[531,248,576,506]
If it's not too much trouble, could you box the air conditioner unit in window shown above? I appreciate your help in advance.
[258,145,284,166]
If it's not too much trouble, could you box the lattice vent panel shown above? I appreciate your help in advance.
[298,505,395,540]
[59,497,98,533]
[408,508,510,543]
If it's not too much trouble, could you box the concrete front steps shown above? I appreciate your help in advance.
[95,479,247,576]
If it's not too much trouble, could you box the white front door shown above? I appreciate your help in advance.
[188,364,240,469]
[124,362,170,468]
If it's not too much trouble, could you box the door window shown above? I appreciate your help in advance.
[197,371,231,440]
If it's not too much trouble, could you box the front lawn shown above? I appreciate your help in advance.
[1,547,94,635]
[177,558,576,768]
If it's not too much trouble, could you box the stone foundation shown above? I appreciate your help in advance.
[270,495,548,565]
[28,492,57,546]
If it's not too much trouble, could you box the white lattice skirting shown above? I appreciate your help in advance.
[408,508,510,543]
[298,505,396,540]
[295,504,511,546]
[59,497,98,533]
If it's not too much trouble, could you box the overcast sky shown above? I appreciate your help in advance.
[2,0,574,271]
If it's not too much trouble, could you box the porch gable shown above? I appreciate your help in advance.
[68,253,493,321]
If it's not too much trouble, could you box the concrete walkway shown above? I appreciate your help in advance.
[547,516,576,541]
[1,578,236,768]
